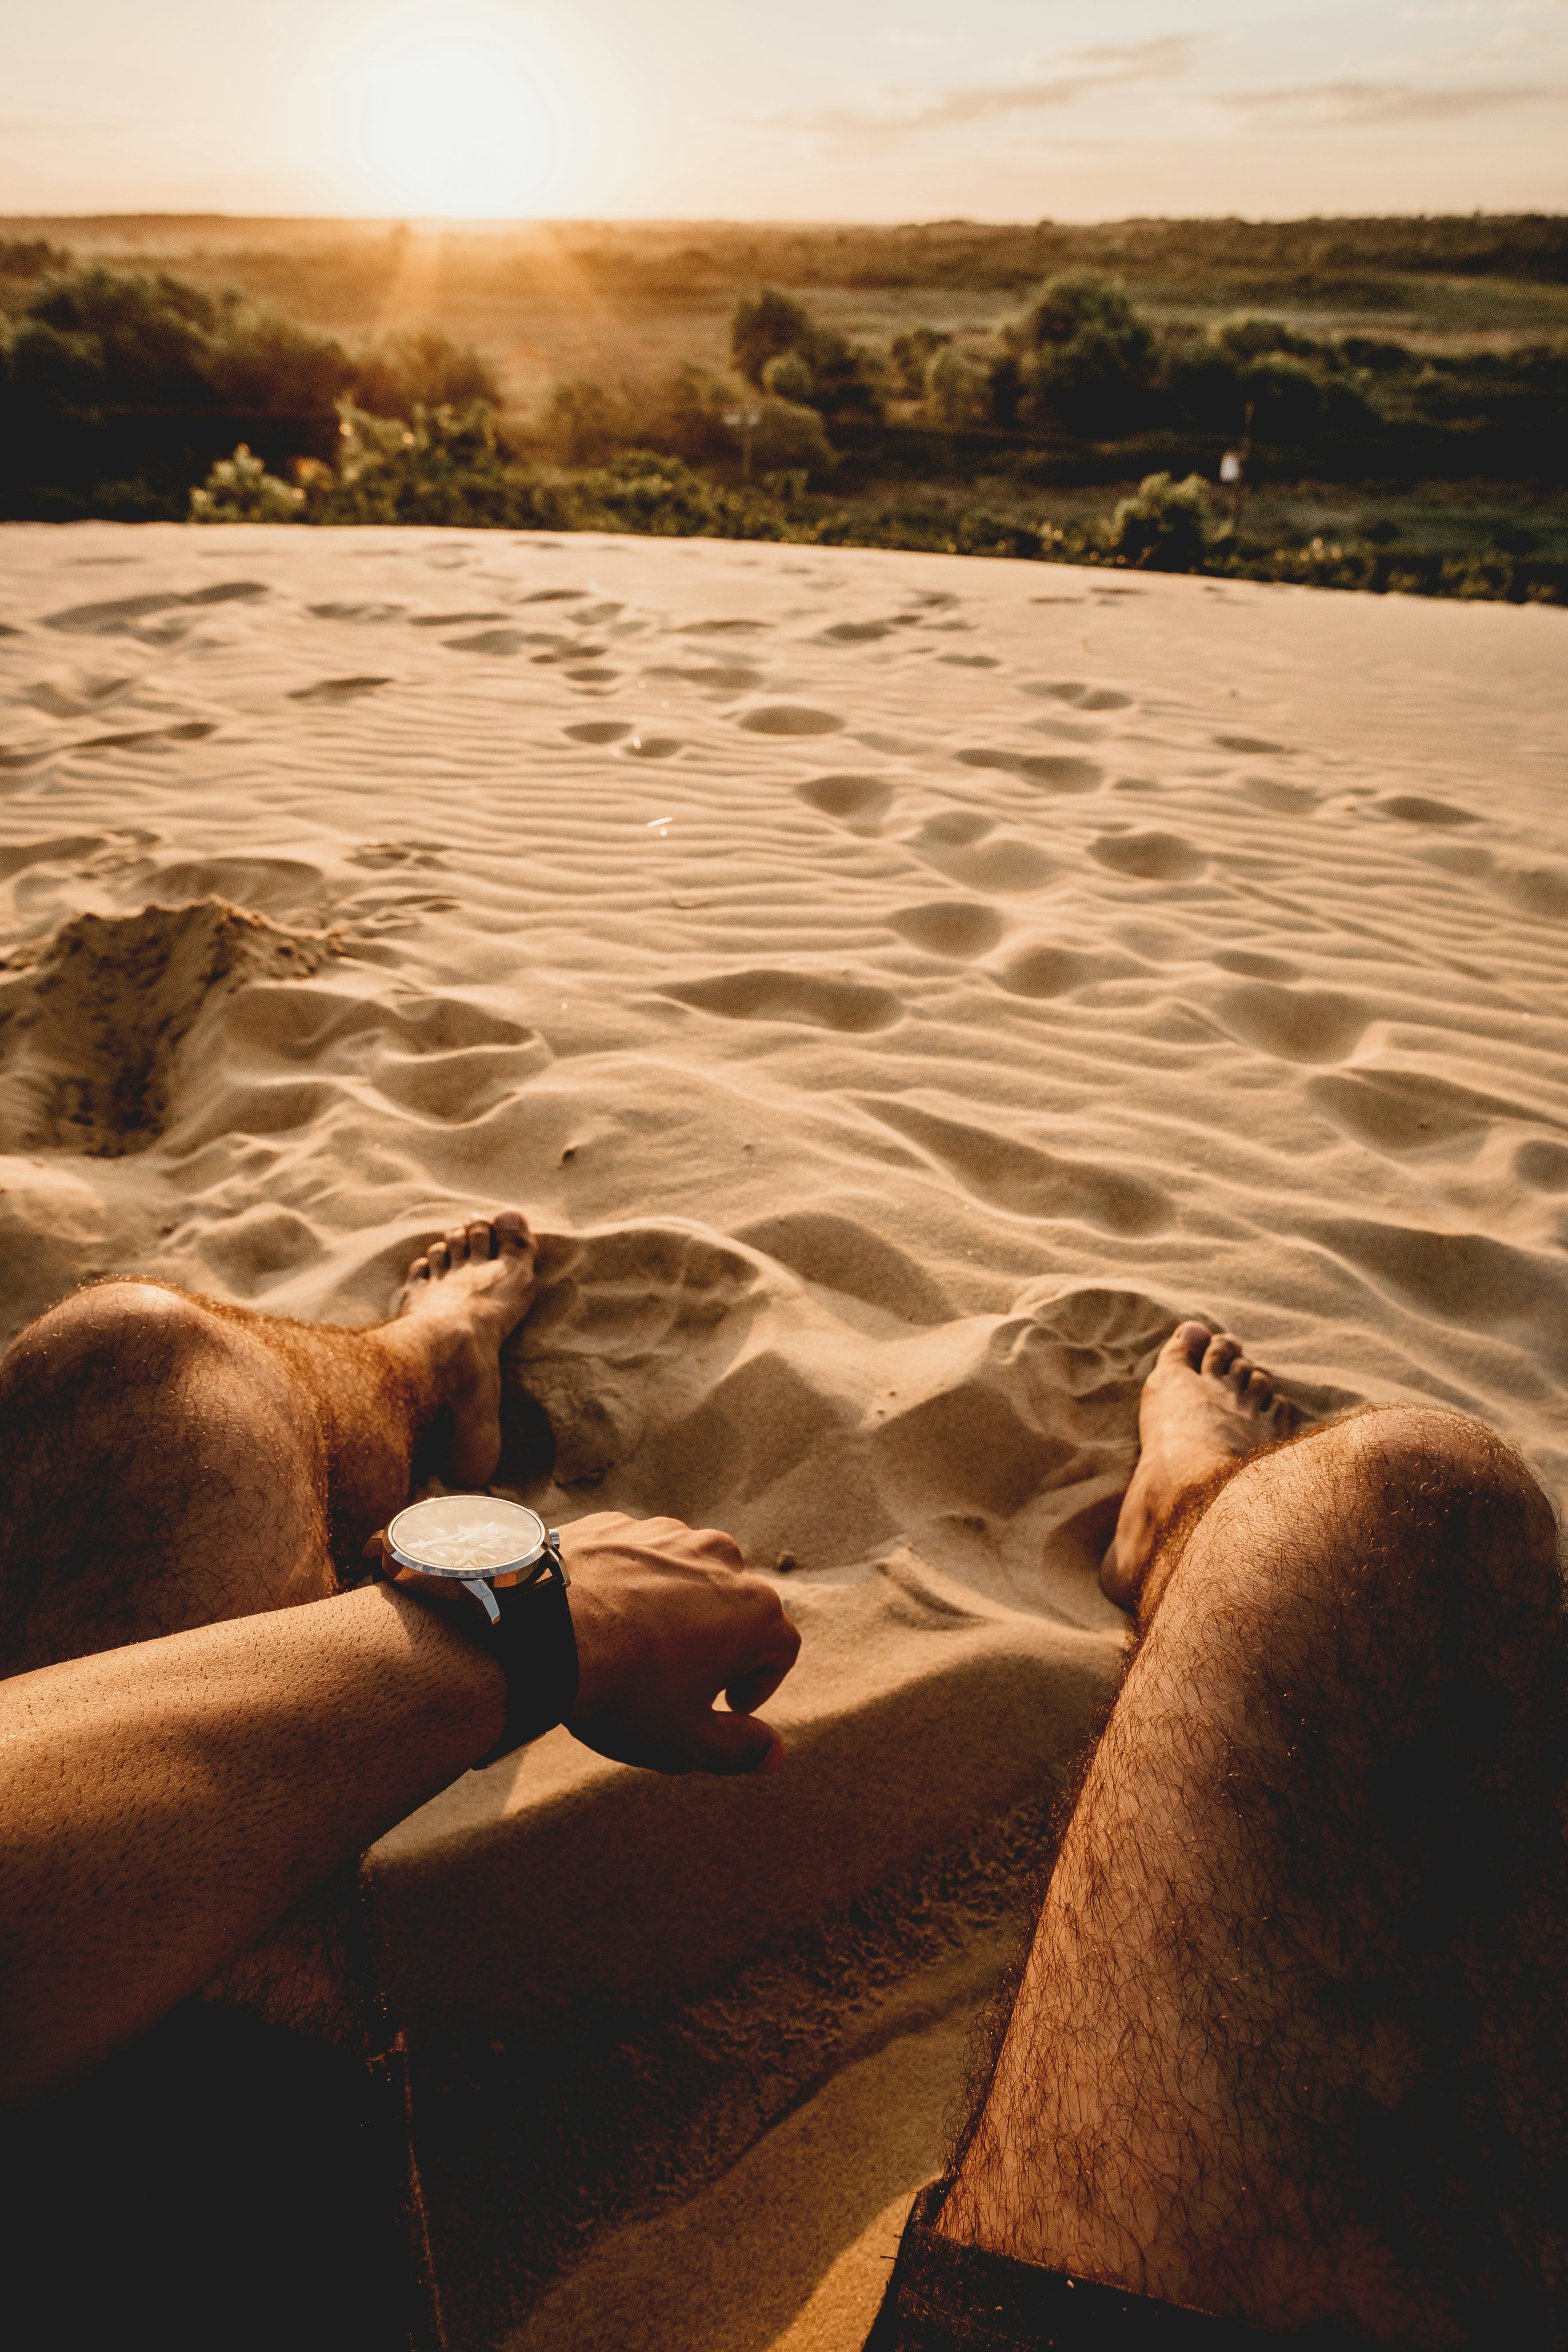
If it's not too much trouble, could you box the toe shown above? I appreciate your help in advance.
[494,1208,532,1254]
[406,1255,430,1283]
[427,1239,450,1275]
[1164,1319,1212,1369]
[467,1217,496,1261]
[1204,1333,1241,1377]
[445,1222,471,1264]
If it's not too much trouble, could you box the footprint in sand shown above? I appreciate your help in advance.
[649,664,766,694]
[45,584,268,635]
[1021,682,1134,712]
[1090,831,1207,882]
[818,620,898,644]
[565,721,632,745]
[938,653,1001,669]
[911,812,1058,894]
[1378,795,1477,828]
[146,855,329,918]
[566,667,619,684]
[1215,732,1291,756]
[679,618,769,637]
[661,970,903,1033]
[738,704,844,737]
[1517,1140,1568,1193]
[793,775,894,835]
[887,902,1003,958]
[408,611,507,629]
[990,944,1090,999]
[1240,776,1321,816]
[80,721,217,752]
[288,677,392,703]
[1309,1069,1523,1156]
[306,601,404,623]
[1214,981,1370,1064]
[857,1096,1169,1235]
[623,734,682,760]
[956,749,1103,795]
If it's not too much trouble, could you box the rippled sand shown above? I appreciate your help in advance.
[2,523,1564,2348]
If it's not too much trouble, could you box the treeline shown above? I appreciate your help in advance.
[536,275,1568,487]
[0,261,500,518]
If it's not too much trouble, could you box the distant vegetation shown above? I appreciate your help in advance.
[4,218,1566,604]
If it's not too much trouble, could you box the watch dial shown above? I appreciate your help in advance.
[387,1494,546,1576]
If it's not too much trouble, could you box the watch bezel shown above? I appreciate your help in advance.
[386,1497,554,1588]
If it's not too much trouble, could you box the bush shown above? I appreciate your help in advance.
[762,347,813,404]
[924,345,993,428]
[1010,270,1154,436]
[189,444,306,522]
[1100,471,1212,570]
[731,288,814,388]
[539,378,631,466]
[890,328,950,398]
[348,330,502,420]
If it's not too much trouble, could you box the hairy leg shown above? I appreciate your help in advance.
[943,1382,1568,2344]
[0,1212,536,1674]
[0,1212,537,2038]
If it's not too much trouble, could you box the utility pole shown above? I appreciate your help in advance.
[724,405,763,482]
[1220,400,1254,538]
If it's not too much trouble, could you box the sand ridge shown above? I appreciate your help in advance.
[2,522,1566,2346]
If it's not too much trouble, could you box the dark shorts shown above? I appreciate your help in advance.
[863,2181,1360,2350]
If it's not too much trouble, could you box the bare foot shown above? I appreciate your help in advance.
[1102,1320,1292,1615]
[384,1210,538,1488]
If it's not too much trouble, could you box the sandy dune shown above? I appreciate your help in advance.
[1,522,1564,2347]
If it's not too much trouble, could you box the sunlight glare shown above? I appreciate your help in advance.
[323,4,588,217]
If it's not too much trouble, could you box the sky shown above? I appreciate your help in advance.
[3,0,1566,222]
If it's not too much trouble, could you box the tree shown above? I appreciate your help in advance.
[924,344,993,428]
[731,289,813,388]
[1009,270,1154,436]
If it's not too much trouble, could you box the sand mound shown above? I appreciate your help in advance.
[0,898,334,1156]
[1,521,1564,2348]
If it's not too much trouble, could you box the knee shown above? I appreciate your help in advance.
[1291,1402,1559,1604]
[2,1281,227,1390]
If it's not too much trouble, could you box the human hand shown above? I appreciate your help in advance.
[558,1513,801,1778]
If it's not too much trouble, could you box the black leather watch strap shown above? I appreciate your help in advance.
[472,1559,579,1768]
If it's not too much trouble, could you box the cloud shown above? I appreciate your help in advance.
[1215,76,1568,125]
[774,36,1192,143]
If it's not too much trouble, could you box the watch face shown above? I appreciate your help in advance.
[387,1495,548,1580]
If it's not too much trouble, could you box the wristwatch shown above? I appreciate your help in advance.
[382,1497,579,1767]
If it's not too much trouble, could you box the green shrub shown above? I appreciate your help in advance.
[189,444,305,523]
[1010,271,1154,436]
[731,288,814,388]
[762,347,813,404]
[1100,471,1212,570]
[924,345,993,428]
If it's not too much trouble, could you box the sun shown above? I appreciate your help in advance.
[322,4,588,218]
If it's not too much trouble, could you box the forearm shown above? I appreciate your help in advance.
[0,1583,504,2101]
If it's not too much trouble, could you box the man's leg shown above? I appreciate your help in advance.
[0,1214,539,2352]
[937,1324,1568,2344]
[0,1211,535,1675]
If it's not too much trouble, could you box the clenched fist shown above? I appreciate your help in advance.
[559,1513,801,1777]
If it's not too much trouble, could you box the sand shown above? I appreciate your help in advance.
[1,522,1564,2347]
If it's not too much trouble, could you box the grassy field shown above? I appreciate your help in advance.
[7,214,1567,409]
[4,214,1564,590]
